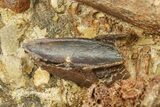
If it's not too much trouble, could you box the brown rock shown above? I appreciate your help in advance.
[0,0,30,13]
[83,76,160,107]
[76,0,160,34]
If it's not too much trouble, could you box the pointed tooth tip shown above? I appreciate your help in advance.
[22,43,30,50]
[22,42,33,53]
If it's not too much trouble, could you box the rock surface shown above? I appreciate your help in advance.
[0,0,160,106]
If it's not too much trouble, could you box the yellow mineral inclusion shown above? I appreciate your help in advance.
[66,56,71,63]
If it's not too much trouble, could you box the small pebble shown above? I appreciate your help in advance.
[33,67,50,87]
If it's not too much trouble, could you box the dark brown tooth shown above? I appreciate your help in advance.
[23,38,129,87]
